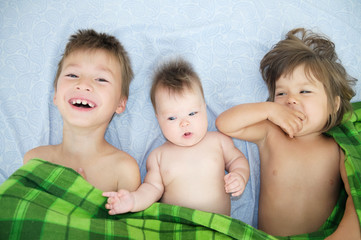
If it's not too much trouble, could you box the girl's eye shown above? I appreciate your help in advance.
[300,90,311,94]
[97,78,108,82]
[168,116,176,121]
[189,111,197,116]
[276,92,286,96]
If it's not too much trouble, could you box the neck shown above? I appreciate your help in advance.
[59,122,109,160]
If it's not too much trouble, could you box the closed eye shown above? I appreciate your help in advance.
[97,78,109,83]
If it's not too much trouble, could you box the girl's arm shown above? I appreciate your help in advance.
[216,102,305,142]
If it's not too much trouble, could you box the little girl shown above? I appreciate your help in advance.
[216,28,359,238]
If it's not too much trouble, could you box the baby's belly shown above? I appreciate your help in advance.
[161,181,230,215]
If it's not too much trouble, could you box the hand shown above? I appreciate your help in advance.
[102,189,135,215]
[224,172,247,197]
[268,104,305,138]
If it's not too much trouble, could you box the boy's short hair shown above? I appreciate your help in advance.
[260,28,356,132]
[54,29,134,99]
[150,58,204,111]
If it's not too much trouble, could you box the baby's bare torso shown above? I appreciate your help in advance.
[258,130,341,236]
[157,132,230,215]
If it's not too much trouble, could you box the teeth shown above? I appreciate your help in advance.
[71,99,95,108]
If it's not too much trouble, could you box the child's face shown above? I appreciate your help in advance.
[53,49,126,128]
[274,64,330,137]
[155,86,208,147]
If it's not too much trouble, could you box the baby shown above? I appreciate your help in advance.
[103,58,249,216]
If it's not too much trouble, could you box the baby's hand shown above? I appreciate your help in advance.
[102,189,135,215]
[224,172,247,197]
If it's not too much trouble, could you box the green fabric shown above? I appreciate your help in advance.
[0,102,360,239]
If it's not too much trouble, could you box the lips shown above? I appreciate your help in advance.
[184,132,192,137]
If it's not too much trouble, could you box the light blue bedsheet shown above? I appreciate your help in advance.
[1,0,360,227]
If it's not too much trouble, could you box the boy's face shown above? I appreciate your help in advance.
[53,49,126,128]
[155,86,208,147]
[274,64,330,137]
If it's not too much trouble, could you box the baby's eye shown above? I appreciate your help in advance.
[168,116,176,121]
[189,111,198,116]
[66,74,78,78]
[300,90,311,94]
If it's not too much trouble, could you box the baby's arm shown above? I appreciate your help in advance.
[102,152,164,215]
[216,102,305,141]
[219,133,250,197]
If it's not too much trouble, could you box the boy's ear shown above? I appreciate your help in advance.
[53,92,57,105]
[115,97,127,114]
[334,96,341,113]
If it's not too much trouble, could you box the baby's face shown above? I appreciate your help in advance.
[155,86,208,147]
[274,64,330,137]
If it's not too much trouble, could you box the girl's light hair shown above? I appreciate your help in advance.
[260,28,356,132]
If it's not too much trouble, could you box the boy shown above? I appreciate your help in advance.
[216,28,359,237]
[24,29,141,193]
[103,58,249,216]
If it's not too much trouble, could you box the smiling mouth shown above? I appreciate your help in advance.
[70,99,95,108]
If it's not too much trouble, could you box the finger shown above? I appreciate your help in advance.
[102,192,117,197]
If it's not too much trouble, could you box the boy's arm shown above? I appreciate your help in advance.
[325,153,360,239]
[103,151,164,214]
[216,102,305,142]
[219,133,250,197]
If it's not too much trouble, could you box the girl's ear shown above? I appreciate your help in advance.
[115,97,127,114]
[334,96,341,113]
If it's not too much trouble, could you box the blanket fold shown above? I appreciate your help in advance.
[1,102,360,239]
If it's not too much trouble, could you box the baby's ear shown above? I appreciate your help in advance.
[334,96,341,113]
[115,97,127,114]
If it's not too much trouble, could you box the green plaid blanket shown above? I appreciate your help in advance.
[0,102,360,239]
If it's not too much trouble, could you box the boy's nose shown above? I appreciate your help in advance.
[75,78,92,91]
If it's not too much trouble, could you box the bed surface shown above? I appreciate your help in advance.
[1,0,360,226]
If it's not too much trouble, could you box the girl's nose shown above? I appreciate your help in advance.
[287,96,298,105]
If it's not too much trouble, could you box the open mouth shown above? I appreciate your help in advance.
[70,99,95,108]
[184,132,192,137]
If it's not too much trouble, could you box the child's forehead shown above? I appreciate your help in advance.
[277,64,321,86]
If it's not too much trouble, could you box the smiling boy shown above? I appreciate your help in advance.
[23,29,141,193]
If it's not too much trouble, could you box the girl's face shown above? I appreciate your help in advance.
[155,86,208,147]
[274,64,331,137]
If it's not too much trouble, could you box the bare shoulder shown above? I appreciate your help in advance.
[111,149,141,191]
[23,145,57,164]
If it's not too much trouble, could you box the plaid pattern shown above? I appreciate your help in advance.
[0,102,360,239]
